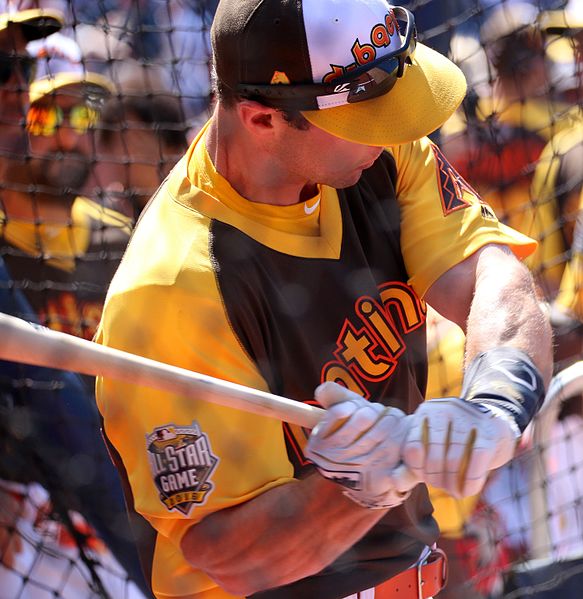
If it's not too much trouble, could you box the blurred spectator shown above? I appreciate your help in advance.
[2,31,129,334]
[425,6,568,597]
[93,70,189,220]
[153,0,215,122]
[0,18,150,596]
[483,378,583,595]
[71,1,217,128]
[442,3,559,194]
[74,21,133,76]
[440,3,575,293]
[540,0,583,104]
[534,7,583,368]
[71,0,162,59]
[0,479,147,598]
[429,8,583,597]
[0,2,61,164]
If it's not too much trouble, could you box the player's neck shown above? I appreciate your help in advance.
[206,107,317,206]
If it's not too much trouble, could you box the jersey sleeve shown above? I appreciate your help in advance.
[94,195,296,555]
[389,137,538,297]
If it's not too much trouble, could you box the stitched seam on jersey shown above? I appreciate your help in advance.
[207,219,267,388]
[166,155,342,259]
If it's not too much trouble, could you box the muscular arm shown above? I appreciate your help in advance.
[396,244,554,497]
[425,243,553,386]
[180,474,386,596]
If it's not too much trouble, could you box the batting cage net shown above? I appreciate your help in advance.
[0,0,582,598]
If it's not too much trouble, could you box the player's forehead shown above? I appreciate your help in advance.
[33,84,92,110]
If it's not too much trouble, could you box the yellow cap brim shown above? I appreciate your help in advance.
[30,72,115,104]
[539,10,583,33]
[0,9,63,41]
[301,43,467,147]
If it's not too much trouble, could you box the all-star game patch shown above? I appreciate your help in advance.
[146,422,219,515]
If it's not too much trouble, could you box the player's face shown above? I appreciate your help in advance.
[272,115,385,189]
[24,91,94,197]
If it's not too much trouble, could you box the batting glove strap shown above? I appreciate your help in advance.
[343,487,411,510]
[461,347,545,433]
[313,465,412,510]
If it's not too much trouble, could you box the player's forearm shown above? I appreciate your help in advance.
[465,245,553,386]
[180,473,387,596]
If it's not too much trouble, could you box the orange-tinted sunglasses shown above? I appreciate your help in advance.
[26,104,100,137]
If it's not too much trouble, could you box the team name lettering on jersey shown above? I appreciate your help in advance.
[284,281,426,467]
[322,10,400,83]
[146,422,218,515]
[321,281,426,396]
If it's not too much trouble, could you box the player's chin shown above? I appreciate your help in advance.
[333,169,369,189]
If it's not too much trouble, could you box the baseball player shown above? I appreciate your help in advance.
[96,1,553,598]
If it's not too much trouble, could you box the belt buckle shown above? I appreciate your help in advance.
[416,546,448,599]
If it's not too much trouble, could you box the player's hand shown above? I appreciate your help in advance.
[305,382,414,509]
[399,397,519,498]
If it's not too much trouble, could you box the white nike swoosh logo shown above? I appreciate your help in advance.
[304,198,320,215]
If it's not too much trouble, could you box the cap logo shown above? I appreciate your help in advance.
[322,10,400,83]
[270,71,291,84]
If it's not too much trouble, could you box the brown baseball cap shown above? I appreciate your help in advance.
[211,0,467,146]
[0,5,63,41]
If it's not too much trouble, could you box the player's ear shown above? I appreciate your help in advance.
[237,100,277,135]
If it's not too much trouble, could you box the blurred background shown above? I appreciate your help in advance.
[0,0,582,597]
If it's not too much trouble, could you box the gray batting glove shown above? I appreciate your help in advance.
[399,397,519,498]
[305,382,414,509]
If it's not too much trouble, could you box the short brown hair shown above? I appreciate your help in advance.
[211,67,310,131]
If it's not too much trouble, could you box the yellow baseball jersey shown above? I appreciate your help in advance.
[95,122,535,599]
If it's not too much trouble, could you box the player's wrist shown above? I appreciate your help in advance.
[461,347,545,433]
[479,403,521,440]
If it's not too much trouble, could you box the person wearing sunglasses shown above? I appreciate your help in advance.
[95,1,552,598]
[0,20,153,598]
[0,6,61,167]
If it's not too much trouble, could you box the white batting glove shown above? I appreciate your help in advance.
[305,382,415,509]
[399,397,520,498]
